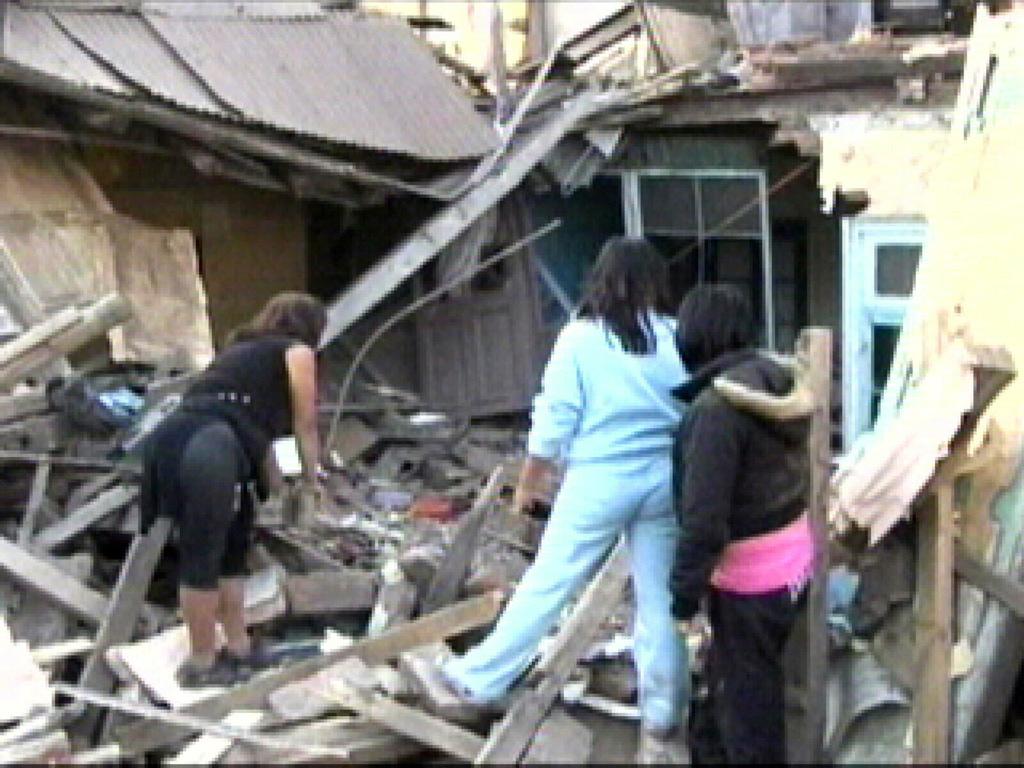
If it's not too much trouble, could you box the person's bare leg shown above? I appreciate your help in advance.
[180,587,220,667]
[218,577,250,656]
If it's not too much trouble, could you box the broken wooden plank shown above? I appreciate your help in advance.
[259,527,346,572]
[0,705,80,749]
[477,541,630,764]
[31,637,94,666]
[954,543,1024,620]
[327,658,484,762]
[0,730,69,764]
[420,467,504,614]
[523,705,593,764]
[68,744,122,764]
[284,569,377,617]
[0,535,107,624]
[73,517,171,742]
[0,414,60,453]
[219,717,422,765]
[114,590,505,754]
[912,483,955,763]
[33,485,138,552]
[17,458,50,547]
[0,451,128,472]
[55,684,354,761]
[0,388,49,425]
[0,239,73,382]
[65,471,119,515]
[0,294,131,390]
[167,711,265,765]
[321,92,609,342]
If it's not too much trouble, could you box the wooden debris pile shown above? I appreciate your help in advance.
[0,296,647,764]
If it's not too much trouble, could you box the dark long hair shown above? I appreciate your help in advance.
[675,284,755,370]
[577,236,671,354]
[227,291,327,349]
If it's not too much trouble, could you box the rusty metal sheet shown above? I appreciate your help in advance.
[145,12,497,160]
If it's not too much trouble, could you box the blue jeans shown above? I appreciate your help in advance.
[443,455,688,731]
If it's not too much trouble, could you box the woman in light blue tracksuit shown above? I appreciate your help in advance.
[440,237,690,762]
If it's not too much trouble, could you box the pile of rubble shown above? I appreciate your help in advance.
[0,295,647,765]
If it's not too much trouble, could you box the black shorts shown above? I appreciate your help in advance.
[176,421,254,589]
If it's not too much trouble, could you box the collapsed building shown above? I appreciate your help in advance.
[0,0,1019,764]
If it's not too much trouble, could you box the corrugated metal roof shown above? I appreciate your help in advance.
[4,5,127,93]
[53,11,224,115]
[144,13,497,160]
[3,7,496,162]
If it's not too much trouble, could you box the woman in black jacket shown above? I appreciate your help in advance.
[670,284,815,764]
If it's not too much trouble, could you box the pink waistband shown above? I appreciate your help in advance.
[710,512,816,595]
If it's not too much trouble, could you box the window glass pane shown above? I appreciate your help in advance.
[648,234,698,307]
[704,239,766,343]
[639,177,697,235]
[870,324,901,422]
[875,244,921,297]
[699,177,761,238]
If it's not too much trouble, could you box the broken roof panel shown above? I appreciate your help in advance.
[2,6,496,162]
[144,12,497,160]
[4,5,128,94]
[52,10,225,115]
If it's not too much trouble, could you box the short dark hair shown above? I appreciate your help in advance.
[675,284,755,369]
[577,236,671,354]
[228,291,327,349]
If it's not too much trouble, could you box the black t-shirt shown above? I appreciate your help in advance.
[139,334,303,529]
[186,334,297,442]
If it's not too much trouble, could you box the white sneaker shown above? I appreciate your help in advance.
[638,726,692,765]
[406,660,506,725]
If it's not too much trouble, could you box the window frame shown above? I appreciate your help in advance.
[621,168,775,349]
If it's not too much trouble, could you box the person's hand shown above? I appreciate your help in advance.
[512,455,556,514]
[512,479,545,515]
[675,613,709,637]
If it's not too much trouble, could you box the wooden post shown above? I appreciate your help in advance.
[74,516,172,744]
[796,328,831,764]
[912,482,954,763]
[420,467,504,615]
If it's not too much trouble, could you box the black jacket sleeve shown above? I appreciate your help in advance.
[670,394,746,619]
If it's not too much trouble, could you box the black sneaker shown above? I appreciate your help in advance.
[219,642,279,677]
[175,656,243,690]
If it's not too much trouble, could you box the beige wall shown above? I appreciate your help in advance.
[82,149,307,347]
[363,0,630,71]
[364,0,528,71]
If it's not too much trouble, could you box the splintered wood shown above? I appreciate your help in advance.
[114,592,504,754]
[478,542,630,764]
